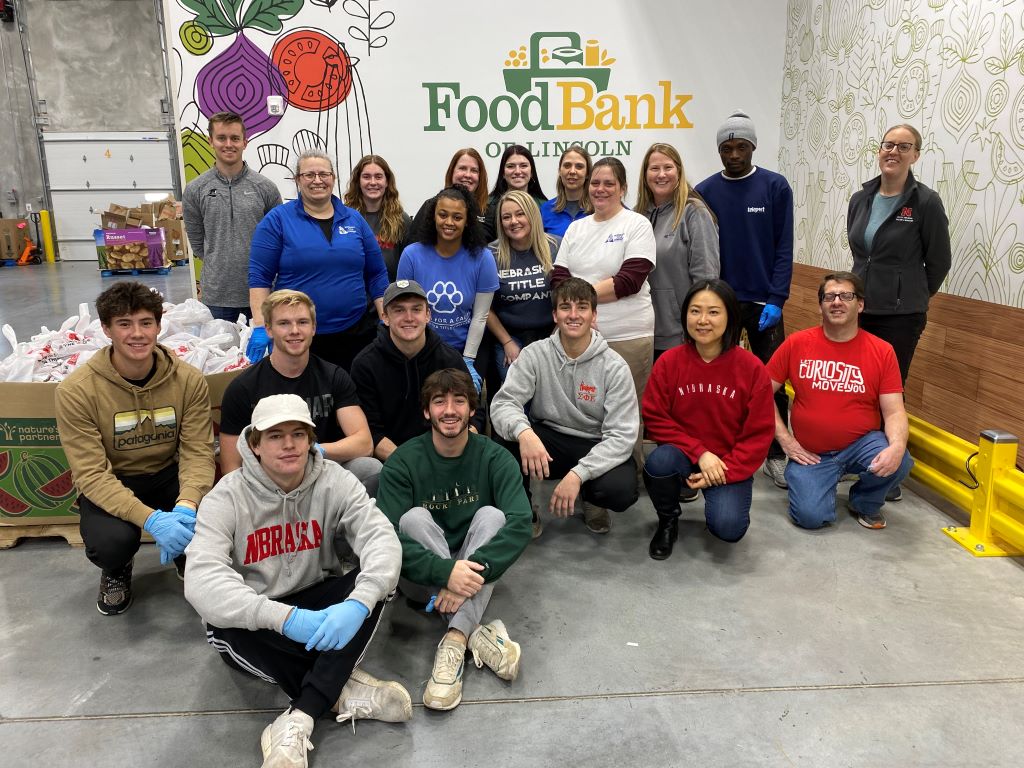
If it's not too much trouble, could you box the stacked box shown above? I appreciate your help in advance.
[95,228,166,270]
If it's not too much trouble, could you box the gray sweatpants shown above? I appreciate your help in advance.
[398,505,506,637]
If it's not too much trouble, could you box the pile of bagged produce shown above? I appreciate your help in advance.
[0,298,251,383]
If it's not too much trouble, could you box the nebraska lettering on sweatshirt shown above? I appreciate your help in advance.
[244,519,324,565]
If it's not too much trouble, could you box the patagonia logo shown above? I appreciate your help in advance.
[112,406,178,450]
[747,206,766,213]
[896,206,914,222]
[604,232,625,243]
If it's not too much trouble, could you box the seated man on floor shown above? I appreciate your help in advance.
[350,279,482,461]
[219,289,381,494]
[55,281,214,615]
[185,394,410,768]
[490,277,639,536]
[376,369,531,711]
[766,271,913,530]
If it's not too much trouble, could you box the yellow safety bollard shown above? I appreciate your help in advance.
[39,209,56,263]
[943,430,1022,557]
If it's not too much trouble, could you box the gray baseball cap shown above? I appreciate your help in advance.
[382,279,428,307]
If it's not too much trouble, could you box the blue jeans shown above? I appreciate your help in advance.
[643,444,751,542]
[784,430,914,529]
[205,304,252,323]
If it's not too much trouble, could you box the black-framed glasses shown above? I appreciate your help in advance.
[821,291,859,303]
[297,171,334,181]
[879,141,915,154]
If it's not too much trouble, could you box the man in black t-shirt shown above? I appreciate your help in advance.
[220,290,381,493]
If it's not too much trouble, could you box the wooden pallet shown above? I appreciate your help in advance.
[100,266,172,277]
[0,523,84,549]
[171,258,189,267]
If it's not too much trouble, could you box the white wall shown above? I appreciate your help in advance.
[165,0,787,208]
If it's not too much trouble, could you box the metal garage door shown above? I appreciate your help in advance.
[41,132,176,261]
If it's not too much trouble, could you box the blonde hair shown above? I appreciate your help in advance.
[494,190,555,272]
[262,289,316,327]
[637,143,712,231]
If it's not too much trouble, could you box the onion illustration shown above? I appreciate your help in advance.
[198,33,287,138]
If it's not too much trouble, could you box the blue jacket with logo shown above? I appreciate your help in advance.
[695,167,794,307]
[847,170,951,316]
[249,197,388,333]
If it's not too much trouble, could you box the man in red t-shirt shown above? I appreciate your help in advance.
[766,271,913,530]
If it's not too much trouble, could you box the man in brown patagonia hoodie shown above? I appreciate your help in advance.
[55,281,214,615]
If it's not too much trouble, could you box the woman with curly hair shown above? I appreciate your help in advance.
[343,155,412,281]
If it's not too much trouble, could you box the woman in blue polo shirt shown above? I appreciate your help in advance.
[248,149,388,371]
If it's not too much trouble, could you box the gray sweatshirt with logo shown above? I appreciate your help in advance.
[490,329,638,482]
[182,163,282,307]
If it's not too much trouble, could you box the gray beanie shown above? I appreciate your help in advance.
[717,111,757,148]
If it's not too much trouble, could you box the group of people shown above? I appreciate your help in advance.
[53,108,950,767]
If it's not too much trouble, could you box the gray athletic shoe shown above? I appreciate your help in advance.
[762,457,789,489]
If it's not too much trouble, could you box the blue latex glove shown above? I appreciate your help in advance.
[306,600,370,652]
[758,303,782,331]
[172,504,197,532]
[282,608,328,645]
[173,504,196,519]
[245,325,271,362]
[463,356,483,394]
[144,509,194,565]
[313,442,327,458]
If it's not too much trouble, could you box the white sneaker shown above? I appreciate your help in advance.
[260,708,314,768]
[762,457,788,489]
[469,619,521,681]
[335,668,412,730]
[423,636,466,711]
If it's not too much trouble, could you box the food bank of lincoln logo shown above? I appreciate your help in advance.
[423,31,693,134]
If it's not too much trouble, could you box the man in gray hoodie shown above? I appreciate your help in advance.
[185,394,409,768]
[182,110,282,322]
[491,277,639,536]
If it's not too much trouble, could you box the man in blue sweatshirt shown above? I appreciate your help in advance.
[695,111,795,490]
[490,278,639,537]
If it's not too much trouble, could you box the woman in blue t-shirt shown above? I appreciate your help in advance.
[485,190,560,382]
[397,185,499,380]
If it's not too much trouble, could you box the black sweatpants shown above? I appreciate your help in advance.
[206,571,389,720]
[495,421,638,512]
[859,312,927,385]
[78,462,179,573]
[739,301,788,459]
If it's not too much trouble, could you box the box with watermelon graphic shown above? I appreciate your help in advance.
[0,370,243,528]
[0,383,78,525]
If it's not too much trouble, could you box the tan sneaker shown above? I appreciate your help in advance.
[469,619,521,681]
[260,708,314,768]
[582,502,611,534]
[423,636,466,711]
[531,507,543,539]
[335,668,412,730]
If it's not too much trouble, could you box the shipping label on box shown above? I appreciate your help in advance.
[0,385,79,524]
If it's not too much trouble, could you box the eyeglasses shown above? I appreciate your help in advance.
[821,291,859,302]
[297,171,334,181]
[879,141,916,154]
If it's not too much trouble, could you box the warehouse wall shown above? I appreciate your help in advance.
[0,8,42,218]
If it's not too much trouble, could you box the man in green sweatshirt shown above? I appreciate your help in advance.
[376,368,531,711]
[55,281,215,615]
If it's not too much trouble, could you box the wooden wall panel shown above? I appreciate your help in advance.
[785,263,1024,446]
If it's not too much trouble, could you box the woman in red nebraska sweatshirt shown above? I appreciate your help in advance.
[641,279,775,560]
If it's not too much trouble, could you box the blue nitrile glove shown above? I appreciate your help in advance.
[172,504,197,532]
[245,325,271,362]
[282,608,328,645]
[758,303,782,331]
[144,509,194,565]
[313,442,327,458]
[306,600,370,652]
[463,356,483,394]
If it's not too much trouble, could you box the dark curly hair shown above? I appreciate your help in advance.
[96,281,164,326]
[417,185,488,252]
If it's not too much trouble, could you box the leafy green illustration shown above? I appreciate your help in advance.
[241,0,303,33]
[180,0,237,35]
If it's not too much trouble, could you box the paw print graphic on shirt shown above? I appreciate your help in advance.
[426,281,463,314]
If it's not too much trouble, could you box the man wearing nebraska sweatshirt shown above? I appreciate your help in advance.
[185,394,409,768]
[490,277,640,537]
[55,281,215,615]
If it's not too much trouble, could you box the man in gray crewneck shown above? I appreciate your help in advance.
[183,111,282,322]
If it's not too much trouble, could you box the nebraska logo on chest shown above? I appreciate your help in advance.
[895,206,914,223]
[244,520,324,564]
[577,381,599,401]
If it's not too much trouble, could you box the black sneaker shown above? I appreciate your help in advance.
[679,486,699,503]
[174,554,187,581]
[885,484,903,502]
[97,560,134,615]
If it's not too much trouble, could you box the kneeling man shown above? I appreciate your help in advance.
[766,271,913,530]
[185,395,409,767]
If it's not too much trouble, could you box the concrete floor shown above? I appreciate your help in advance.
[2,263,1024,766]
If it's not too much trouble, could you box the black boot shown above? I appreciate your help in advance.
[644,470,682,560]
[649,516,678,560]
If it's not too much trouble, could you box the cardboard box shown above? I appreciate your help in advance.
[95,228,167,270]
[0,369,243,526]
[0,218,30,260]
[157,219,187,261]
